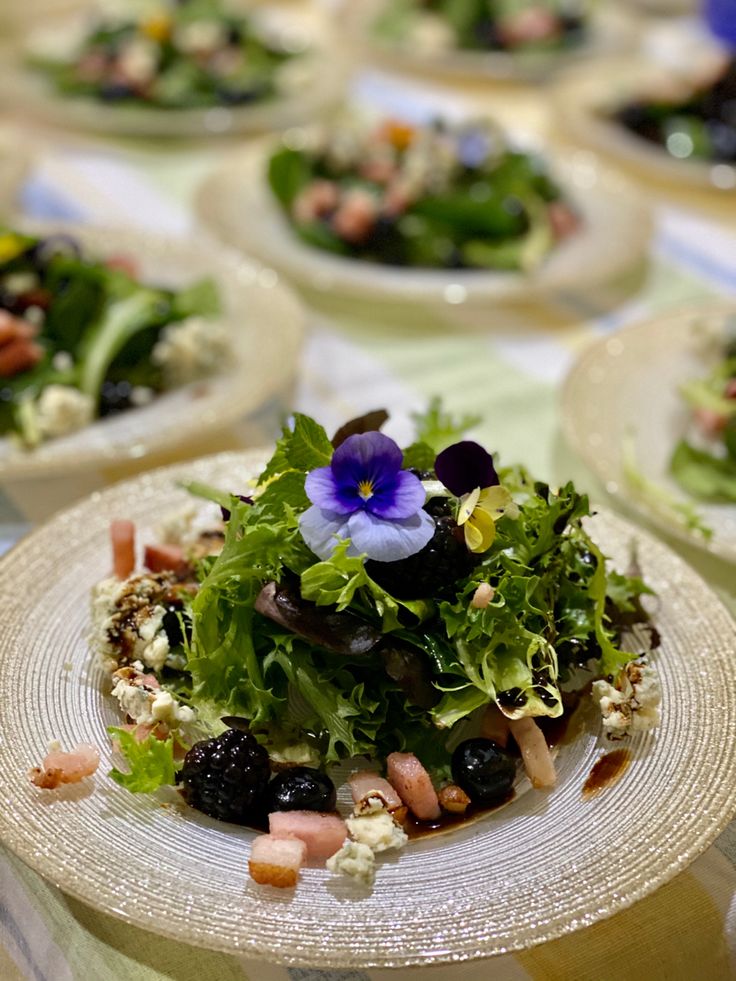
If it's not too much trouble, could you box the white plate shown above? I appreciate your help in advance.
[561,301,736,563]
[0,449,735,966]
[0,222,305,480]
[554,59,736,193]
[345,0,637,83]
[194,135,653,308]
[4,6,343,139]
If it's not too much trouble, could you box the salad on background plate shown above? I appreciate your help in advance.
[42,403,665,891]
[0,226,226,449]
[0,221,305,482]
[7,0,340,138]
[561,303,736,565]
[346,0,634,82]
[1,438,735,964]
[554,56,736,192]
[195,114,652,305]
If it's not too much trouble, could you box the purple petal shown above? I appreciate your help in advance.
[305,466,356,515]
[299,505,352,559]
[331,431,402,488]
[347,508,435,562]
[435,441,499,496]
[367,468,426,519]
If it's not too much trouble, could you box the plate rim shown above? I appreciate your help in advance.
[1,447,736,966]
[560,298,736,564]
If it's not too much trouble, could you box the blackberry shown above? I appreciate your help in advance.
[366,498,478,600]
[179,729,270,825]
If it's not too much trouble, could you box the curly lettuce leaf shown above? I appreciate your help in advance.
[108,727,177,792]
[260,413,333,481]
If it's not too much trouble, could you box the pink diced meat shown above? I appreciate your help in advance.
[386,752,441,821]
[249,834,307,888]
[268,810,347,860]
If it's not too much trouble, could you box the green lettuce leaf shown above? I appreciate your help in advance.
[108,727,177,792]
[669,439,736,503]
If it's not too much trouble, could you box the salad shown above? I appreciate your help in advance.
[615,57,736,166]
[267,118,580,271]
[43,404,663,891]
[28,0,300,110]
[372,0,588,56]
[0,227,228,447]
[669,325,736,503]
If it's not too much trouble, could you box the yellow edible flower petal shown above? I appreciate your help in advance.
[140,12,171,42]
[457,486,480,526]
[477,485,516,518]
[464,507,496,553]
[0,233,26,264]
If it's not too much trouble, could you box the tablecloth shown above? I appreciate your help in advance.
[2,56,736,981]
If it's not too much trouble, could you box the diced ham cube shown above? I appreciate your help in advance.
[694,407,727,438]
[386,752,441,821]
[268,810,347,860]
[508,717,557,789]
[249,833,307,888]
[548,202,581,242]
[497,7,560,45]
[0,337,43,377]
[144,542,190,577]
[111,520,136,579]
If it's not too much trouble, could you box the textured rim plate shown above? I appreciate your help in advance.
[0,449,735,967]
[344,0,636,83]
[554,60,736,193]
[561,301,736,564]
[3,7,342,139]
[195,136,652,306]
[0,223,304,480]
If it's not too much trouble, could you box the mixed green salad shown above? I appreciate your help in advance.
[373,0,588,55]
[91,404,658,814]
[268,118,580,271]
[29,0,297,110]
[669,326,736,503]
[615,57,736,165]
[0,228,226,447]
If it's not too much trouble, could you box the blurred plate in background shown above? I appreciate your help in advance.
[561,301,736,564]
[195,131,652,310]
[0,222,304,486]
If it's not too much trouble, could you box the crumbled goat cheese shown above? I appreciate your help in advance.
[592,658,662,735]
[36,385,93,439]
[110,675,193,728]
[174,19,227,54]
[152,316,231,385]
[326,840,375,887]
[52,351,73,372]
[111,676,158,725]
[157,501,224,549]
[90,572,177,670]
[130,385,154,407]
[151,690,195,726]
[345,810,408,853]
[118,38,158,85]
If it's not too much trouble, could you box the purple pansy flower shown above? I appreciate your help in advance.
[434,440,499,496]
[299,431,435,562]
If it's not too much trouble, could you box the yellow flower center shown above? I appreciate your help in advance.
[358,479,374,501]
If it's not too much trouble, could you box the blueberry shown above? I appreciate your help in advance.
[451,737,516,806]
[266,766,336,813]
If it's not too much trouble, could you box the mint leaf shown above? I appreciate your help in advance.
[261,413,333,481]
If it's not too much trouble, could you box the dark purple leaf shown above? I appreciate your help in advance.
[255,581,382,656]
[332,409,389,449]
